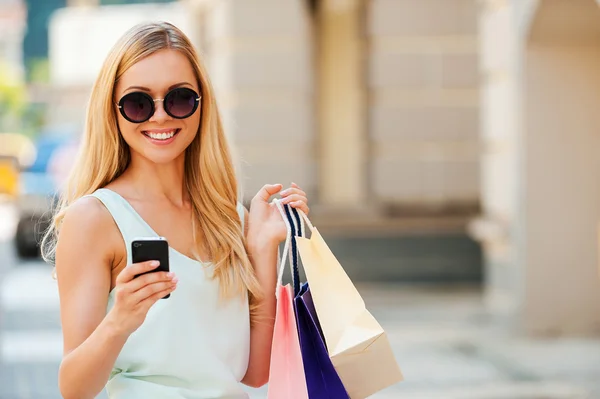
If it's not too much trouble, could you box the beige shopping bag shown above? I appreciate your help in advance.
[295,211,403,399]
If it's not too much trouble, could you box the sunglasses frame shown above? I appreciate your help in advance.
[116,87,201,123]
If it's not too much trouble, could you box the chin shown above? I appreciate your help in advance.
[140,148,187,165]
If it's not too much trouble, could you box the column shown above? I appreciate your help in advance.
[316,0,367,210]
[521,0,600,335]
[476,0,600,336]
[202,0,316,202]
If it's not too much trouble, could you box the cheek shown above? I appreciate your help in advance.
[183,113,201,139]
[117,118,139,144]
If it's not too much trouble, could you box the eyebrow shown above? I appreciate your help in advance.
[123,82,194,93]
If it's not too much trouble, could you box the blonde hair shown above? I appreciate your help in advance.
[42,21,263,318]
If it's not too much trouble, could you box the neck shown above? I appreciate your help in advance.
[122,152,188,206]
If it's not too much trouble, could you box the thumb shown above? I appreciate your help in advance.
[254,183,283,202]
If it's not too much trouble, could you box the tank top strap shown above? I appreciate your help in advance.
[85,188,157,264]
[236,201,246,233]
[86,188,246,261]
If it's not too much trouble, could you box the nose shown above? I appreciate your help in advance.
[149,99,171,123]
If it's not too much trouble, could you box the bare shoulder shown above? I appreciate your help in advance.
[56,195,121,267]
[62,195,113,229]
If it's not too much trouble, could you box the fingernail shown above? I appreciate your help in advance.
[151,261,160,267]
[167,272,174,278]
[172,277,179,284]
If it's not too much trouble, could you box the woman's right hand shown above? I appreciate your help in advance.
[107,261,178,336]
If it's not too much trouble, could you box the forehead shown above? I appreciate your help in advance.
[116,49,197,93]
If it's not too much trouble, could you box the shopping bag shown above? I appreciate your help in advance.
[276,201,349,398]
[267,284,307,399]
[266,208,309,399]
[294,209,404,399]
[295,282,350,398]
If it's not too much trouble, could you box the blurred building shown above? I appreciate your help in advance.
[48,0,481,218]
[0,0,26,81]
[186,0,481,222]
[186,0,600,338]
[47,1,197,127]
[474,0,600,337]
[42,0,600,337]
[22,0,66,79]
[183,0,483,287]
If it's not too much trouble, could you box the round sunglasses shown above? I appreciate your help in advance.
[116,87,201,123]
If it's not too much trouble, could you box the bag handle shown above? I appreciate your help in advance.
[295,207,314,233]
[273,198,314,298]
[274,199,293,300]
[282,202,303,296]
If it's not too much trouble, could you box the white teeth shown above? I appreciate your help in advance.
[147,130,176,140]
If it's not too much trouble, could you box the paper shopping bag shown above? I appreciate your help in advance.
[267,283,309,399]
[295,213,404,399]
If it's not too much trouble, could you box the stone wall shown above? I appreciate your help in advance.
[201,0,316,203]
[367,0,480,208]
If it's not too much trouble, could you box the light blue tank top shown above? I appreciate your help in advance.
[88,188,250,399]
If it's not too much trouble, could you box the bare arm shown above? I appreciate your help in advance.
[56,197,127,399]
[241,206,278,388]
[241,182,309,387]
[56,197,177,399]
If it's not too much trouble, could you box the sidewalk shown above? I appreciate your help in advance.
[2,272,599,398]
[361,284,600,399]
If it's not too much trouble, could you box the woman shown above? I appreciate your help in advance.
[42,21,309,399]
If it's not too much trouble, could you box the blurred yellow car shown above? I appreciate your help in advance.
[0,133,36,198]
[0,155,19,196]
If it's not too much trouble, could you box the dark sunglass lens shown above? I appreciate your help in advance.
[166,88,197,118]
[121,92,153,122]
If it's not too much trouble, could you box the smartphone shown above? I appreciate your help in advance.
[131,237,171,299]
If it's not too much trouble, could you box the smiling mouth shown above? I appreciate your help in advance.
[142,129,181,141]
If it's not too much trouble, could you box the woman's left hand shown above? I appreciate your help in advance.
[246,182,309,250]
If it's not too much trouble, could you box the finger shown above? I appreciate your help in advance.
[280,187,306,198]
[133,279,178,303]
[291,182,300,189]
[127,271,176,293]
[281,194,307,205]
[289,200,309,215]
[116,260,160,284]
[252,183,283,203]
[140,285,177,311]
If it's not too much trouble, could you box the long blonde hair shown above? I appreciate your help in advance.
[42,22,263,317]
